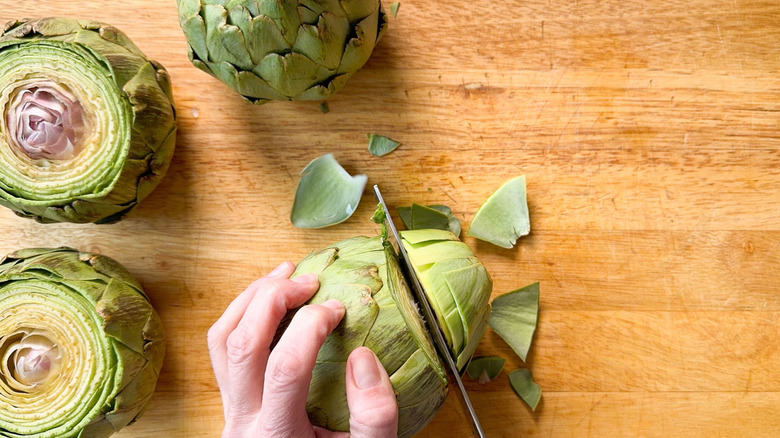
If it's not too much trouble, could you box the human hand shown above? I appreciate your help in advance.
[207,261,399,438]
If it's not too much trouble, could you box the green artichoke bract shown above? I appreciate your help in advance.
[292,229,492,436]
[0,18,177,223]
[0,247,165,438]
[177,0,388,103]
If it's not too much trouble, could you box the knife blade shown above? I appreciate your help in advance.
[373,185,486,438]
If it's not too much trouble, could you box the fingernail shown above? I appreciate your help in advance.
[350,347,381,389]
[291,273,318,284]
[268,262,290,278]
[320,299,345,316]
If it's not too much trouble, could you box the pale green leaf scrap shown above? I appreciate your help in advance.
[488,282,539,361]
[509,368,541,411]
[397,204,461,236]
[390,2,401,18]
[467,175,530,248]
[367,134,401,157]
[290,153,367,228]
[466,356,505,384]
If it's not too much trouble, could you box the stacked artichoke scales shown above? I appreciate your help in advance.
[177,0,388,103]
[292,229,492,437]
[0,18,176,223]
[0,248,165,437]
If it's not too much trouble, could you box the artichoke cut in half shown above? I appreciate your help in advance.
[177,0,388,103]
[292,229,492,437]
[0,18,177,223]
[0,247,164,437]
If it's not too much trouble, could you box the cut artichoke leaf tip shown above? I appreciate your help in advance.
[509,368,541,411]
[488,282,539,362]
[367,133,401,157]
[290,153,367,229]
[397,204,461,237]
[390,2,401,18]
[466,355,505,384]
[467,175,530,248]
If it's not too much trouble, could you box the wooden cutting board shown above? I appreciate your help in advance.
[1,0,779,436]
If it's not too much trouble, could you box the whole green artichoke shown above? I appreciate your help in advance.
[0,18,177,224]
[291,230,492,437]
[177,0,388,103]
[0,248,165,437]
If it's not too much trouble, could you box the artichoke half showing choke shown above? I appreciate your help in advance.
[0,18,177,223]
[177,0,388,103]
[291,229,492,437]
[0,248,165,438]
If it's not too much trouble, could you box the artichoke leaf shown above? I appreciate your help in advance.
[508,368,541,411]
[398,204,461,236]
[290,153,366,228]
[367,133,400,157]
[390,2,401,18]
[488,282,540,362]
[468,175,530,248]
[466,356,505,383]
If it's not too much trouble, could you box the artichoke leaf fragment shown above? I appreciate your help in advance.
[367,133,401,157]
[291,153,367,228]
[466,356,505,384]
[390,2,401,18]
[488,282,539,362]
[509,368,541,411]
[468,175,530,248]
[398,203,461,236]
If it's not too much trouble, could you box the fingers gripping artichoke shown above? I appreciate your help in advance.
[0,248,165,437]
[0,18,177,223]
[177,0,388,103]
[292,230,492,437]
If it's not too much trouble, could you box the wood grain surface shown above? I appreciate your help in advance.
[2,0,779,436]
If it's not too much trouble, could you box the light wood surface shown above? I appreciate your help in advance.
[2,0,779,436]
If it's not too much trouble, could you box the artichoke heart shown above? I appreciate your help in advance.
[177,0,388,103]
[292,229,492,436]
[0,18,177,224]
[0,247,165,438]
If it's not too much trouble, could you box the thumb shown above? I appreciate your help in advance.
[345,347,398,438]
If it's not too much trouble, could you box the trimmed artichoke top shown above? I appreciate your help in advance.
[177,0,388,103]
[291,229,492,437]
[0,18,177,224]
[400,229,492,370]
[0,247,164,438]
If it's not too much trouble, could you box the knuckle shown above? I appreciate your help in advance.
[266,348,305,387]
[292,305,334,339]
[225,327,256,365]
[206,324,224,351]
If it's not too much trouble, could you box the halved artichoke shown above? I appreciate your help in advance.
[292,229,492,437]
[177,0,388,103]
[0,18,177,223]
[0,247,165,437]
